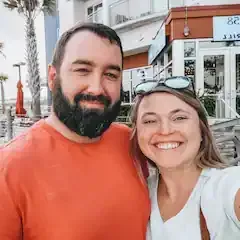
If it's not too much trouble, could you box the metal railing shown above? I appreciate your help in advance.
[211,118,240,166]
[0,104,51,144]
[109,0,163,26]
[122,65,154,103]
[200,94,240,120]
[1,106,240,166]
[108,0,229,27]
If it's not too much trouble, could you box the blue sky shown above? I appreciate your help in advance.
[0,4,47,100]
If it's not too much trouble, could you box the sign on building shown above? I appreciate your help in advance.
[213,15,240,42]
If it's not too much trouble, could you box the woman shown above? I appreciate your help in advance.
[130,76,240,240]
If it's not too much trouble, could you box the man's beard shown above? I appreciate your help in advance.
[52,78,122,139]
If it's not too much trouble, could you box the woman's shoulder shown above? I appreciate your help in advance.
[200,166,240,195]
[200,166,240,210]
[147,166,240,200]
[200,166,240,232]
[201,166,240,185]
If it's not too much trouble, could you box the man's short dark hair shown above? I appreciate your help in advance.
[51,22,124,71]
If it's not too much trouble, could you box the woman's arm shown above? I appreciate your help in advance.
[202,167,240,226]
[234,190,240,220]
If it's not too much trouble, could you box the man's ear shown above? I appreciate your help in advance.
[48,64,57,91]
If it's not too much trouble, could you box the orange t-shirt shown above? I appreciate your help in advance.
[0,120,150,240]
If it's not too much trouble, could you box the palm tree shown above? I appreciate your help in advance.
[2,0,55,119]
[0,42,6,58]
[0,73,8,114]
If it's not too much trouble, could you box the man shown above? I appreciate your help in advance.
[0,23,150,239]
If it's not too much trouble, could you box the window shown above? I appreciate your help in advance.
[184,41,196,58]
[94,3,102,11]
[184,41,196,88]
[167,47,172,62]
[87,3,103,23]
[184,60,195,84]
[88,6,93,16]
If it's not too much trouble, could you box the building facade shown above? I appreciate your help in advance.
[53,0,240,121]
[44,2,59,105]
[149,3,240,120]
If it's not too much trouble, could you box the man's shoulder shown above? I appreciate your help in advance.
[0,120,50,163]
[101,123,132,150]
[108,122,131,135]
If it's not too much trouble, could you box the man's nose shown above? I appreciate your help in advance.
[86,74,104,96]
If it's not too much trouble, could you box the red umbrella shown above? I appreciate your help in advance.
[15,80,26,116]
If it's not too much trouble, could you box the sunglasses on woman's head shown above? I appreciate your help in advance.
[134,76,196,97]
[134,76,210,117]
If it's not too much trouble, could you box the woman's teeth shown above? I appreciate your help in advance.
[156,142,180,150]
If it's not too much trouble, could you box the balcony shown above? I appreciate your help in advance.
[122,65,154,104]
[109,0,167,27]
[87,8,103,24]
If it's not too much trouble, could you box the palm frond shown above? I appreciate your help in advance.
[3,0,55,16]
[22,0,39,14]
[42,0,56,15]
[0,42,6,58]
[0,51,6,58]
[0,74,8,82]
[3,0,18,10]
[17,6,24,13]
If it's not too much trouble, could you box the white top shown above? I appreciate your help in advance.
[147,167,240,240]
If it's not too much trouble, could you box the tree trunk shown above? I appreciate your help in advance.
[25,17,41,119]
[0,81,5,114]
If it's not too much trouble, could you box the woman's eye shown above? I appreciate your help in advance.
[173,116,188,121]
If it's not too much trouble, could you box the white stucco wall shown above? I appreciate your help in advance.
[117,20,163,56]
[58,0,75,34]
[58,0,240,54]
[58,0,85,35]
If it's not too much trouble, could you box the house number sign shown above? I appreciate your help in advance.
[213,15,240,41]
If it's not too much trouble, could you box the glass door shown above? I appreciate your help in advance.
[198,49,231,119]
[230,48,240,118]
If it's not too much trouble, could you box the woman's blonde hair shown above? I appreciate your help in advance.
[129,87,228,174]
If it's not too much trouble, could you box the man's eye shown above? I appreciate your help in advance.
[74,68,90,73]
[105,73,118,79]
[143,120,156,124]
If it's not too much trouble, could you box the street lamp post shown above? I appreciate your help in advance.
[13,62,25,81]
